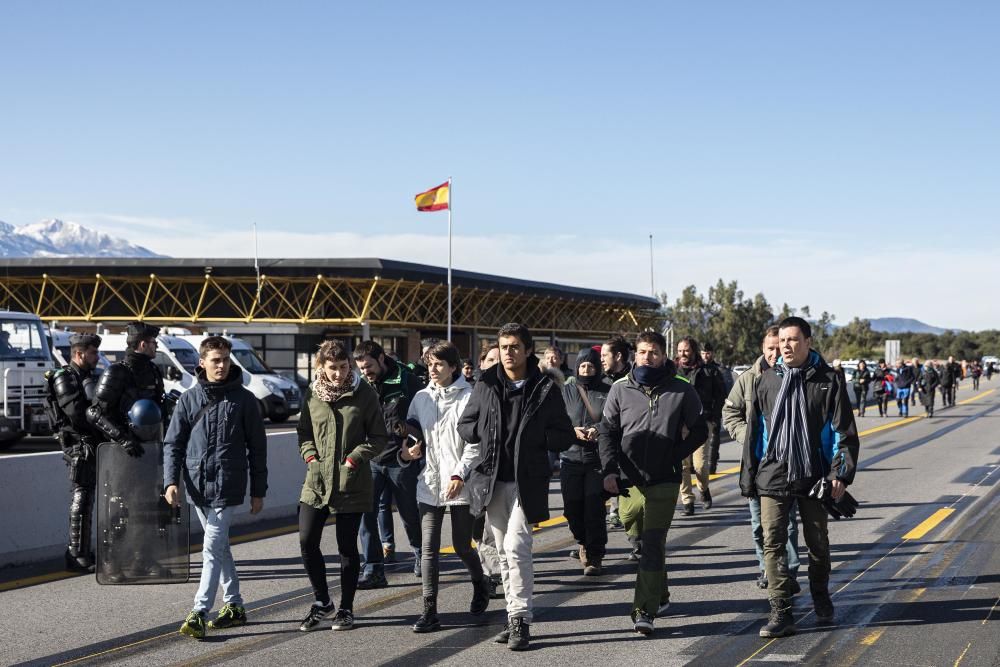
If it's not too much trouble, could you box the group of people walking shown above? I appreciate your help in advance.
[850,355,982,419]
[52,317,865,647]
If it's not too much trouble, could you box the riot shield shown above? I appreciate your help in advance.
[96,441,190,584]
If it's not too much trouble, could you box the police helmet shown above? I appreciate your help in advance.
[128,399,162,441]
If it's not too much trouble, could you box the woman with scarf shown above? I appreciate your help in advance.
[560,348,610,575]
[296,340,388,632]
[403,340,491,633]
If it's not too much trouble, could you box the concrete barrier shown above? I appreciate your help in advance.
[0,431,306,568]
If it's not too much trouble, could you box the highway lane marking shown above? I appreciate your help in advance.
[860,628,885,645]
[954,642,972,667]
[984,594,1000,625]
[957,388,996,406]
[857,415,923,437]
[902,508,956,540]
[709,465,741,481]
[440,514,569,554]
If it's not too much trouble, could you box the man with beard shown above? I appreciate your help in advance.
[600,335,632,529]
[676,337,726,516]
[49,333,104,572]
[600,330,706,635]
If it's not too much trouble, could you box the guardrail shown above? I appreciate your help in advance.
[0,430,306,568]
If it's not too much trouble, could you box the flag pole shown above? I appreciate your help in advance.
[649,233,654,297]
[447,176,453,341]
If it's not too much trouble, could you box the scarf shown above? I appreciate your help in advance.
[312,372,354,403]
[763,365,814,483]
[633,364,669,387]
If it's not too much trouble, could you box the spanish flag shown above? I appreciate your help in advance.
[414,181,450,212]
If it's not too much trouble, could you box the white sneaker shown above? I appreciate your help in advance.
[632,610,654,635]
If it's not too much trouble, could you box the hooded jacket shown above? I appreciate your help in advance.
[368,357,425,465]
[297,372,387,513]
[164,365,268,509]
[739,350,860,498]
[598,360,707,488]
[406,374,484,506]
[457,355,575,524]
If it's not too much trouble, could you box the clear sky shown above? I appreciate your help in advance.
[2,2,997,330]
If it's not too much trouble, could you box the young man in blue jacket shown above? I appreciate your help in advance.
[164,336,268,639]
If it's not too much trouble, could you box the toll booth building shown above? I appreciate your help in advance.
[0,258,661,385]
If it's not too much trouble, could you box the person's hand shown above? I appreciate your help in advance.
[831,479,846,501]
[164,484,181,507]
[574,426,590,441]
[585,427,599,441]
[400,440,423,461]
[445,478,464,500]
[250,497,264,515]
[603,474,619,495]
[119,439,144,458]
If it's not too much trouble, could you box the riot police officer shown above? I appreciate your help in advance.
[49,333,103,572]
[87,321,166,455]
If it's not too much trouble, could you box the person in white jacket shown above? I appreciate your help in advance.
[402,340,491,633]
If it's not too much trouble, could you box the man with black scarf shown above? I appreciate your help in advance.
[739,317,859,638]
[560,348,610,576]
[600,331,707,636]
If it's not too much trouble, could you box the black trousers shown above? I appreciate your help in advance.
[854,387,868,416]
[298,504,363,610]
[559,462,607,561]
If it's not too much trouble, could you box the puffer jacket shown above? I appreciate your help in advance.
[739,350,860,498]
[297,372,387,513]
[722,354,767,447]
[598,360,707,488]
[406,374,484,506]
[164,365,267,509]
[457,357,575,524]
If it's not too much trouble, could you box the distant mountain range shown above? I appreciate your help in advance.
[868,317,955,335]
[0,219,163,258]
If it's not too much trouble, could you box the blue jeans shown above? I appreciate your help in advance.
[896,388,911,416]
[360,460,422,576]
[749,497,800,577]
[377,483,395,548]
[192,505,242,614]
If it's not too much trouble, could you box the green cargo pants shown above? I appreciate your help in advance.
[760,494,830,601]
[618,482,679,616]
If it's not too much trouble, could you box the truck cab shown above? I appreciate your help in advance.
[0,311,57,446]
[179,334,300,422]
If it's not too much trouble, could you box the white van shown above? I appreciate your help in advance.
[99,333,201,397]
[179,334,300,423]
[1,310,57,445]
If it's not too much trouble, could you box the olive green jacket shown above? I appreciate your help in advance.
[721,354,766,447]
[297,373,387,513]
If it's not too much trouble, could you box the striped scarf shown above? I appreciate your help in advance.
[764,365,815,483]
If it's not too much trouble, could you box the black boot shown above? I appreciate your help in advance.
[66,486,94,572]
[759,598,796,638]
[508,617,531,650]
[412,596,440,633]
[813,590,834,623]
[470,577,490,616]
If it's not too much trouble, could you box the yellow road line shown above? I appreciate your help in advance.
[860,628,886,645]
[903,508,956,540]
[958,388,996,405]
[735,638,777,666]
[954,641,972,667]
[0,570,80,592]
[709,465,741,481]
[858,415,923,437]
[441,515,569,554]
[984,595,1000,625]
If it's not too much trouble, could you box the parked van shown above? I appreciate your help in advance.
[179,334,300,422]
[0,311,57,446]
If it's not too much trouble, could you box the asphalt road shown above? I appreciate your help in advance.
[1,383,999,666]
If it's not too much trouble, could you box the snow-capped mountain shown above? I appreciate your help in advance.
[0,219,164,258]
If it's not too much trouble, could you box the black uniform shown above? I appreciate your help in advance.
[50,336,103,570]
[87,330,166,453]
[919,365,940,417]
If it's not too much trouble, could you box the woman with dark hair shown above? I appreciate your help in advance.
[852,360,872,417]
[296,340,387,632]
[403,340,491,632]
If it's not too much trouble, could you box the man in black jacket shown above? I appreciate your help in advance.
[918,359,940,417]
[676,337,726,515]
[600,335,632,529]
[164,336,268,639]
[894,358,915,417]
[600,331,707,636]
[353,340,425,587]
[49,333,104,572]
[739,317,860,638]
[458,323,575,651]
[940,356,961,407]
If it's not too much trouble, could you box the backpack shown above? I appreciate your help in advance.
[43,368,71,432]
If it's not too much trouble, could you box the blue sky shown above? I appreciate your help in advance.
[1,2,998,329]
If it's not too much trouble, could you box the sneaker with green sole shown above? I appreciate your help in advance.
[208,602,247,629]
[179,611,206,639]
